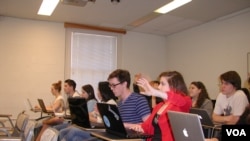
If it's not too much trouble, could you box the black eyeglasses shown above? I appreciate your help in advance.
[109,82,123,88]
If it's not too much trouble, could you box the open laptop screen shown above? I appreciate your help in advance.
[37,99,53,113]
[189,108,214,127]
[97,103,128,137]
[68,97,91,128]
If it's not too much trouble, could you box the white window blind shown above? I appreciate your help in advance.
[65,29,118,96]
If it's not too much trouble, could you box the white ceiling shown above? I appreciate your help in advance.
[1,0,250,36]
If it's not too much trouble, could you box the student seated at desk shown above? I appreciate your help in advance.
[36,79,81,141]
[189,81,213,117]
[80,84,98,113]
[35,80,65,141]
[63,79,81,117]
[212,71,249,125]
[89,81,117,123]
[206,76,250,141]
[59,81,117,141]
[108,69,151,125]
[59,69,151,141]
[34,81,65,113]
[53,83,97,131]
[130,71,192,141]
[206,103,250,141]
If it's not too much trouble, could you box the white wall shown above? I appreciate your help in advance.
[0,17,167,118]
[121,31,167,81]
[1,8,250,118]
[165,9,250,99]
[0,17,65,118]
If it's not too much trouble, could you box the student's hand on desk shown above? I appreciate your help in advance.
[224,115,233,121]
[205,138,218,141]
[224,115,239,124]
[129,124,144,133]
[34,105,41,110]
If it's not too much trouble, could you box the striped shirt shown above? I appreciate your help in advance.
[118,92,151,123]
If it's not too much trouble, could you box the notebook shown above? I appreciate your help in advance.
[96,103,153,139]
[37,99,54,114]
[167,110,205,141]
[189,108,214,127]
[68,97,104,130]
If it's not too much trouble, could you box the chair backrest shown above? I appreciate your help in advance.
[23,120,36,141]
[12,111,29,137]
[241,88,250,103]
[40,127,59,141]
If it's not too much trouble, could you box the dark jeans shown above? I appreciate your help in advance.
[58,126,101,141]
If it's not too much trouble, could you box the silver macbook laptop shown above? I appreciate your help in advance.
[167,110,205,141]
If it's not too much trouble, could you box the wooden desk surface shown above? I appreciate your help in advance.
[31,108,41,112]
[0,137,21,141]
[91,131,144,141]
[0,114,12,117]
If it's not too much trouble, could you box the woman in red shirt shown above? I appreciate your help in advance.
[132,71,192,141]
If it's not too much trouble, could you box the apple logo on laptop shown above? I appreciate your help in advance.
[103,115,111,127]
[183,128,189,137]
[198,115,202,119]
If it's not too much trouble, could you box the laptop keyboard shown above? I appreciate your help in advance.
[126,129,153,139]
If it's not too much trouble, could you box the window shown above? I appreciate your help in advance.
[65,28,119,97]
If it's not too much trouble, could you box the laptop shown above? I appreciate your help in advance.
[27,98,38,112]
[96,103,152,139]
[68,97,104,130]
[167,110,205,141]
[189,108,214,127]
[37,99,54,114]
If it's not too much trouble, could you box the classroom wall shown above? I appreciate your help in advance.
[0,16,167,118]
[1,8,249,118]
[0,17,65,118]
[121,31,167,81]
[165,8,250,99]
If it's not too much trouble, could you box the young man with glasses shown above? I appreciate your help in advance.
[56,69,151,141]
[107,69,151,127]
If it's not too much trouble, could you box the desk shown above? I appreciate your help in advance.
[72,123,105,132]
[0,137,21,141]
[0,114,14,128]
[91,131,144,141]
[30,108,52,121]
[202,124,221,138]
[30,108,42,117]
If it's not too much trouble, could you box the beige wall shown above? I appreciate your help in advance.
[165,8,250,99]
[0,17,167,118]
[0,17,65,118]
[121,31,168,81]
[1,8,250,118]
